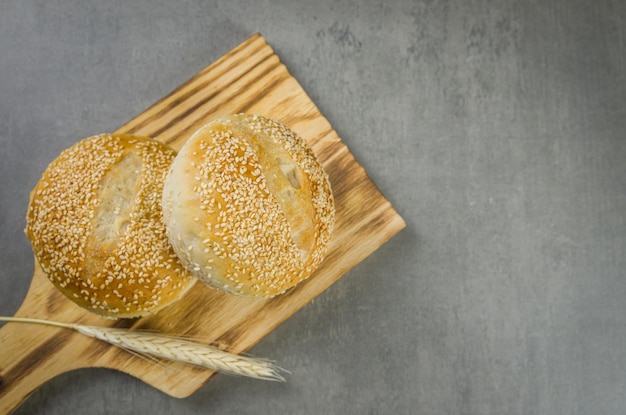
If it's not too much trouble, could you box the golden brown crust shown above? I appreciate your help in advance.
[25,134,196,318]
[162,114,335,298]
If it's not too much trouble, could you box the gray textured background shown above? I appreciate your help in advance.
[1,1,625,414]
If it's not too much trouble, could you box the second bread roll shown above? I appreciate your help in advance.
[162,114,335,298]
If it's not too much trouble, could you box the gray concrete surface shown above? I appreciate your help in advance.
[1,1,625,414]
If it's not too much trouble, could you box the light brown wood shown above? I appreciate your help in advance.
[0,33,405,414]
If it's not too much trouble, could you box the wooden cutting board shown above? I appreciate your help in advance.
[0,33,405,414]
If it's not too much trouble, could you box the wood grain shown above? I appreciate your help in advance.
[0,33,405,414]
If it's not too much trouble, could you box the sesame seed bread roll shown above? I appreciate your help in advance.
[162,114,335,298]
[25,134,196,319]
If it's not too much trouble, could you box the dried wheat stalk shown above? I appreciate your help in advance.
[0,316,286,382]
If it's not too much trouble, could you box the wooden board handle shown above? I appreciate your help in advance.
[0,321,73,414]
[0,265,115,415]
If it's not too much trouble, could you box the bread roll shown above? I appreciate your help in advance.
[25,134,196,318]
[162,114,335,298]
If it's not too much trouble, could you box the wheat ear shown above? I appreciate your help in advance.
[0,316,286,382]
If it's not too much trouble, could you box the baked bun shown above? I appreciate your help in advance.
[25,134,196,319]
[162,114,335,298]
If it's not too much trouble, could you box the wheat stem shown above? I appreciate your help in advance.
[0,316,75,329]
[0,316,286,382]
